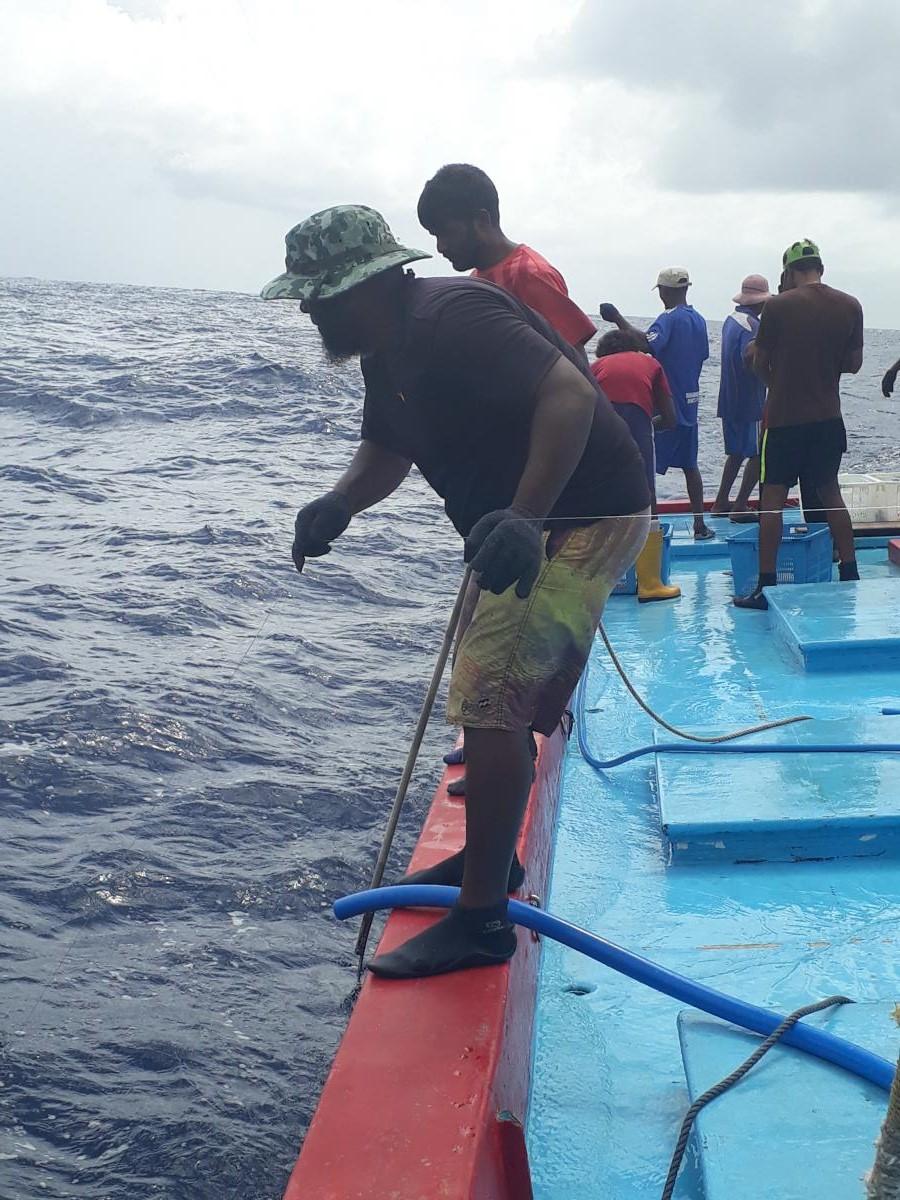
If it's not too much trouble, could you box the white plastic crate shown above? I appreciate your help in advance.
[868,473,900,522]
[837,472,880,523]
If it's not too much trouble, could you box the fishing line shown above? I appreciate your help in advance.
[219,602,281,682]
[490,502,891,521]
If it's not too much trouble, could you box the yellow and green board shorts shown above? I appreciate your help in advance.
[447,511,650,735]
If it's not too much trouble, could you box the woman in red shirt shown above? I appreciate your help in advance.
[592,330,680,602]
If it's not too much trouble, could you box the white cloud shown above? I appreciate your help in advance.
[553,0,900,194]
[0,0,898,327]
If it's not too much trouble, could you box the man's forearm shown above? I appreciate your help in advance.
[882,356,900,397]
[614,315,651,351]
[512,359,595,519]
[600,304,650,351]
[653,383,677,430]
[750,345,773,386]
[332,440,412,514]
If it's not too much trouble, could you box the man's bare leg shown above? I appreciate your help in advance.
[759,483,788,573]
[370,726,530,978]
[713,454,743,513]
[458,727,533,908]
[734,482,788,608]
[816,478,858,577]
[685,467,712,537]
[731,456,760,518]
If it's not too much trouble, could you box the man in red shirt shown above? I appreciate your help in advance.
[417,163,596,350]
[417,164,600,801]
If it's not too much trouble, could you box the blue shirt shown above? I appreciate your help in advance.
[717,306,765,424]
[646,304,709,426]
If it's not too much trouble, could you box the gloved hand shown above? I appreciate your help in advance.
[464,506,544,598]
[292,491,352,572]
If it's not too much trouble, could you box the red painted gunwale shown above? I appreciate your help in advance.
[282,497,726,1197]
[282,726,566,1200]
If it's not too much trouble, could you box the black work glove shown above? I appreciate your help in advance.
[292,491,352,572]
[464,506,544,599]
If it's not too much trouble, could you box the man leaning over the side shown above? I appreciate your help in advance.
[261,205,650,979]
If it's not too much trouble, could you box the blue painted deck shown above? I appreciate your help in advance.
[678,1004,895,1199]
[666,509,807,560]
[527,540,900,1199]
[768,577,900,671]
[656,715,900,864]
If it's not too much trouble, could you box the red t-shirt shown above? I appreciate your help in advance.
[473,244,596,347]
[590,351,670,419]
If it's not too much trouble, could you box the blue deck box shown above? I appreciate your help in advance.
[728,523,833,596]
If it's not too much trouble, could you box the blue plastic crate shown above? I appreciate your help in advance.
[728,523,833,596]
[611,522,673,596]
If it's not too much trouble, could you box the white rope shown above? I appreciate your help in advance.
[597,621,811,743]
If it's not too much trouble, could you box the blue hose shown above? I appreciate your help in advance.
[336,885,895,1092]
[575,672,900,769]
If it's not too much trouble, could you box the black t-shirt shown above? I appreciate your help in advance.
[360,275,649,536]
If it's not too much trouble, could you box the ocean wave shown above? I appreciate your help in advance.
[4,273,899,1200]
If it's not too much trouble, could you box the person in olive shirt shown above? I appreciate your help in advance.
[261,205,650,978]
[734,239,863,609]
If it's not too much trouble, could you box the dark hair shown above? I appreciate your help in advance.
[417,164,500,231]
[595,329,642,357]
[788,256,823,275]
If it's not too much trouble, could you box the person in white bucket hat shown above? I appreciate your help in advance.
[712,274,773,517]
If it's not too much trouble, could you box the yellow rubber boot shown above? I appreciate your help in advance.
[636,528,681,603]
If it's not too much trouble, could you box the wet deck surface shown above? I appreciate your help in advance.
[528,533,900,1199]
[768,576,900,670]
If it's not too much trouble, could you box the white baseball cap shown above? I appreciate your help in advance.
[654,267,691,289]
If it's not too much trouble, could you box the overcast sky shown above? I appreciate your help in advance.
[3,0,900,325]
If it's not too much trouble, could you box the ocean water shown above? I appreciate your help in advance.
[2,275,899,1200]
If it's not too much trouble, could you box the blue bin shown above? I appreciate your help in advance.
[611,522,673,596]
[728,523,833,596]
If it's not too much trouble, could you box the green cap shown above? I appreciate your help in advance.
[261,205,431,302]
[782,238,822,268]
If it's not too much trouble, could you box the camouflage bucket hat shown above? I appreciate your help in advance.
[260,204,431,302]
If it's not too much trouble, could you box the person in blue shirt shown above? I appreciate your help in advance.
[712,274,772,517]
[601,267,713,539]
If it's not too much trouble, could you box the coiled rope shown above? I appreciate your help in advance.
[595,619,810,743]
[661,995,852,1200]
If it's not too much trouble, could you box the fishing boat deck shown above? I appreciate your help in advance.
[528,520,900,1199]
